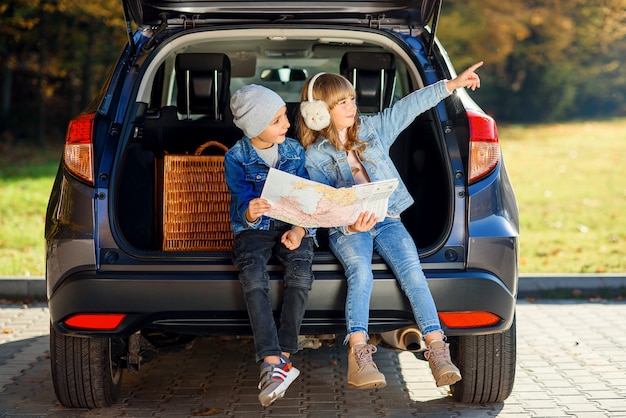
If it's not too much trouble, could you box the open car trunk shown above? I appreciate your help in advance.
[111,26,455,257]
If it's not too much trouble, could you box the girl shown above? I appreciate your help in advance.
[298,62,483,389]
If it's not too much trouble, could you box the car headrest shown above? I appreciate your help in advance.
[340,52,396,113]
[175,53,231,120]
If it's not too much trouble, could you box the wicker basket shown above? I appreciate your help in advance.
[162,140,233,251]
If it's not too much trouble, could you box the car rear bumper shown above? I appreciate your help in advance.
[48,268,516,338]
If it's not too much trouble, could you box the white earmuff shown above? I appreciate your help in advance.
[300,72,331,130]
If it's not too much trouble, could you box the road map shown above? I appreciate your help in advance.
[260,168,399,228]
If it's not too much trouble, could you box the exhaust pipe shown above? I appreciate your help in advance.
[380,327,426,352]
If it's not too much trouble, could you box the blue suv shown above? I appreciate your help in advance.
[45,0,519,408]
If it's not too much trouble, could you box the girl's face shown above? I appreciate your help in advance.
[250,106,290,149]
[330,96,357,131]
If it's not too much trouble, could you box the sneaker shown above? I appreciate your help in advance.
[424,340,462,387]
[347,343,387,389]
[257,357,300,407]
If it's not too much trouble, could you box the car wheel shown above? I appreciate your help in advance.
[449,316,516,403]
[50,325,123,408]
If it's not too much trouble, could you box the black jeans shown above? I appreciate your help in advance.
[232,221,315,363]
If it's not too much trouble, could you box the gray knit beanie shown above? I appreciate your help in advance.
[230,85,286,138]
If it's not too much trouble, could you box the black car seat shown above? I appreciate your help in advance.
[340,51,396,113]
[175,52,232,121]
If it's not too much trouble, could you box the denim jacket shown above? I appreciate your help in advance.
[224,136,315,238]
[305,80,451,221]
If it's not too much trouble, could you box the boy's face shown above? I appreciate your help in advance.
[250,106,290,149]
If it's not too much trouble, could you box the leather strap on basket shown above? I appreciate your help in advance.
[194,140,229,156]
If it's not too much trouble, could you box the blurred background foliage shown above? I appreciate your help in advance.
[1,0,625,144]
[438,0,626,122]
[0,0,125,144]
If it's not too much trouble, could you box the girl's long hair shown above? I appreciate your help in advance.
[298,73,366,157]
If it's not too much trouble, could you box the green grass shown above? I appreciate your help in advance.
[1,119,625,276]
[499,119,626,273]
[0,142,61,276]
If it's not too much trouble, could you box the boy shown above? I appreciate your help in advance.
[224,84,315,406]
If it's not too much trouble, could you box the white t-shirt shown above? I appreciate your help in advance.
[253,143,279,168]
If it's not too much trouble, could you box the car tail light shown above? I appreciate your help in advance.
[64,313,126,330]
[468,109,500,183]
[438,311,501,328]
[64,113,95,184]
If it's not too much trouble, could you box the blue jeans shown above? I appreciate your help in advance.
[232,220,315,362]
[329,217,442,343]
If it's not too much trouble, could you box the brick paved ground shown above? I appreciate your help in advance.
[1,300,626,417]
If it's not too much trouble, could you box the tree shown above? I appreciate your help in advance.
[0,0,125,143]
[0,0,41,135]
[438,0,626,122]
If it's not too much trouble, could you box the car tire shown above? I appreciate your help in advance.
[50,325,123,408]
[449,316,517,403]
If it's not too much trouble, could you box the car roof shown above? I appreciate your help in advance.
[123,0,441,28]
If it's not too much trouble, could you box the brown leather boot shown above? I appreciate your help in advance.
[347,342,387,389]
[424,340,462,387]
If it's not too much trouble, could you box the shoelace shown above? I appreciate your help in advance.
[424,344,450,367]
[354,344,378,368]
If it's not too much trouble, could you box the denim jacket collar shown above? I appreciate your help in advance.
[239,136,302,169]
